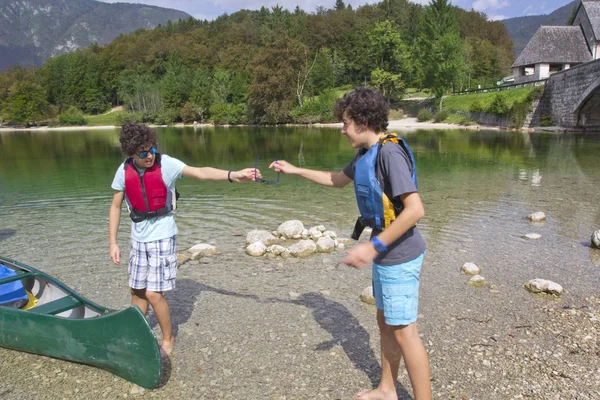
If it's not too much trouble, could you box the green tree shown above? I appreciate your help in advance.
[371,68,405,103]
[188,68,212,123]
[417,0,466,108]
[248,37,303,123]
[2,81,49,124]
[160,63,192,110]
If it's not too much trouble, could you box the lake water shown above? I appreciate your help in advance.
[1,126,599,299]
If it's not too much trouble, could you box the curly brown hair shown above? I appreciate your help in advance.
[119,123,157,156]
[333,86,389,133]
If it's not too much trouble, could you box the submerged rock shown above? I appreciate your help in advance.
[524,279,564,296]
[591,230,600,249]
[246,242,266,257]
[360,286,376,305]
[245,229,277,246]
[527,212,546,222]
[188,243,218,259]
[461,262,480,275]
[468,275,488,288]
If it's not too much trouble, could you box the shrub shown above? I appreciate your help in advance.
[291,90,337,123]
[417,108,433,122]
[469,100,484,113]
[433,110,449,123]
[540,115,555,126]
[181,101,197,124]
[530,85,545,101]
[155,109,181,125]
[58,107,87,126]
[116,112,144,124]
[209,103,247,125]
[458,116,477,126]
[508,99,530,128]
[388,108,404,120]
[487,94,510,115]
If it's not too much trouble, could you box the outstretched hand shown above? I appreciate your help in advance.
[269,159,298,175]
[232,168,261,182]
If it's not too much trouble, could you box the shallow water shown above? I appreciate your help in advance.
[2,127,600,399]
[1,126,599,298]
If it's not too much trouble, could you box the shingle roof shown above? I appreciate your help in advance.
[582,0,600,39]
[511,26,593,68]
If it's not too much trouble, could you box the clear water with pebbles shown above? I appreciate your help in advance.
[1,127,599,399]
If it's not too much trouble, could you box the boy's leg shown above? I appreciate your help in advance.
[356,254,430,400]
[131,288,149,315]
[145,290,174,356]
[145,235,178,357]
[392,322,431,400]
[129,239,149,315]
[354,310,403,400]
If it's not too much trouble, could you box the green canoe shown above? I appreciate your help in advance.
[0,255,161,389]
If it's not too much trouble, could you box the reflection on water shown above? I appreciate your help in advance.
[1,127,600,297]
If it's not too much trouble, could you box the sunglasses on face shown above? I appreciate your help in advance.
[136,145,157,159]
[255,156,280,184]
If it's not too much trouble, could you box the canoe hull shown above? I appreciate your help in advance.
[0,256,161,389]
[0,305,161,388]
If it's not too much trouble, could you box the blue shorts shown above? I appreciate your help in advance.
[128,235,178,292]
[372,252,425,326]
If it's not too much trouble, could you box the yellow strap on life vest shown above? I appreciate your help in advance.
[378,132,417,229]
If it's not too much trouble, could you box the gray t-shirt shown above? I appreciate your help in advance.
[343,140,426,265]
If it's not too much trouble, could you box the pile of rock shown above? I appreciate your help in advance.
[245,219,353,258]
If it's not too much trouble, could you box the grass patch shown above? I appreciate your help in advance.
[443,87,536,113]
[85,111,124,126]
[405,88,432,98]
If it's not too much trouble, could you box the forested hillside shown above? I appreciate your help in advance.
[0,0,514,126]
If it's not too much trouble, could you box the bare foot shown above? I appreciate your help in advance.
[160,338,175,357]
[353,388,398,400]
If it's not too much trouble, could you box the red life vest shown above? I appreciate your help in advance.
[124,154,172,222]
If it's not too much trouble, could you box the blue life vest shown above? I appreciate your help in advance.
[353,133,417,231]
[0,263,28,308]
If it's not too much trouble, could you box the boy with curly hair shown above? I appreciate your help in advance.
[109,123,259,357]
[270,87,431,400]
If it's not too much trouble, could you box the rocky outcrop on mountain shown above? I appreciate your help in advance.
[0,0,190,70]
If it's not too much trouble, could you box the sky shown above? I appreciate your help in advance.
[101,0,576,22]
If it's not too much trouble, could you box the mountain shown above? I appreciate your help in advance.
[501,1,578,56]
[0,0,191,71]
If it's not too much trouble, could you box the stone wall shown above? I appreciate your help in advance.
[531,59,600,128]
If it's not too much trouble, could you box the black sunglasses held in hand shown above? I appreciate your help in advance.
[255,156,280,184]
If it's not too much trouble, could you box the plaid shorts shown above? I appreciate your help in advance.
[128,235,177,292]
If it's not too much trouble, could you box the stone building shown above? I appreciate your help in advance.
[512,0,600,83]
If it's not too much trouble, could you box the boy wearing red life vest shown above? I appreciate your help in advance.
[109,123,259,357]
[269,87,431,400]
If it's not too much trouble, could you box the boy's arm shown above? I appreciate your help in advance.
[109,190,124,266]
[269,160,352,188]
[343,192,424,269]
[376,192,424,245]
[181,166,258,182]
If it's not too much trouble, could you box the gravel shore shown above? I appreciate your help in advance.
[1,231,598,400]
